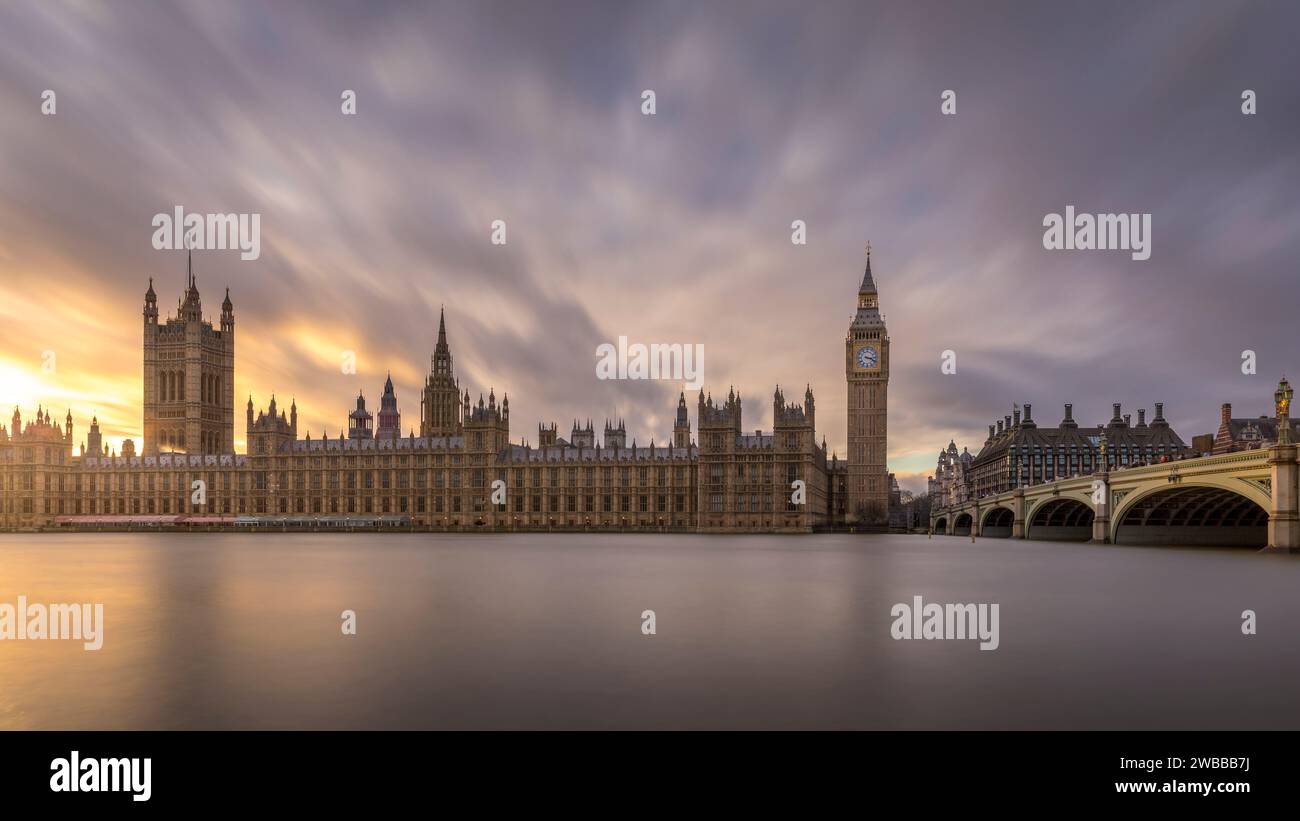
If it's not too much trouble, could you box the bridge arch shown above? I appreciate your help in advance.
[1025,489,1094,522]
[1026,497,1094,542]
[980,506,1014,538]
[953,512,973,536]
[1111,481,1269,548]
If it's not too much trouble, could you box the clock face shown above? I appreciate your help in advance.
[856,346,879,369]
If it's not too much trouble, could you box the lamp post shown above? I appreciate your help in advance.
[1266,376,1299,552]
[1276,377,1294,445]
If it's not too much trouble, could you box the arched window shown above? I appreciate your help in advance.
[158,371,166,403]
[178,374,185,401]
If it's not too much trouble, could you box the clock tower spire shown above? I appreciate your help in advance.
[845,243,890,524]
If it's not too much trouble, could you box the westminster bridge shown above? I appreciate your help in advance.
[930,443,1300,552]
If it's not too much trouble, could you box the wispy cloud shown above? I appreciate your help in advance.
[1,0,1297,492]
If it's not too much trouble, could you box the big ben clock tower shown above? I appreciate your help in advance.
[845,243,890,523]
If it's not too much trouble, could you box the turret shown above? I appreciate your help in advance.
[571,418,595,449]
[87,415,102,458]
[221,287,234,333]
[144,277,158,325]
[538,422,558,448]
[603,419,626,450]
[348,391,373,440]
[180,249,203,323]
[377,373,401,440]
[673,392,691,448]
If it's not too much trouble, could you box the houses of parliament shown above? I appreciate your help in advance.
[1,251,895,532]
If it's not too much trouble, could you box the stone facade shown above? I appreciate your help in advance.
[968,402,1191,498]
[2,259,890,532]
[928,440,973,508]
[142,253,234,456]
[844,247,891,522]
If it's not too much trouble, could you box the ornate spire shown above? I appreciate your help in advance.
[850,241,885,330]
[859,241,877,295]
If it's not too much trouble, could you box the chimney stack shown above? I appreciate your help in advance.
[1137,408,1147,427]
[1154,402,1165,423]
[1221,403,1231,425]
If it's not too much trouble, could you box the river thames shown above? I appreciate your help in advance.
[1,532,1297,730]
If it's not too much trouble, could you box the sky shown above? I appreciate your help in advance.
[1,0,1298,493]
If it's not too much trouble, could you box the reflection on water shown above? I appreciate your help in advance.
[0,532,1297,729]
